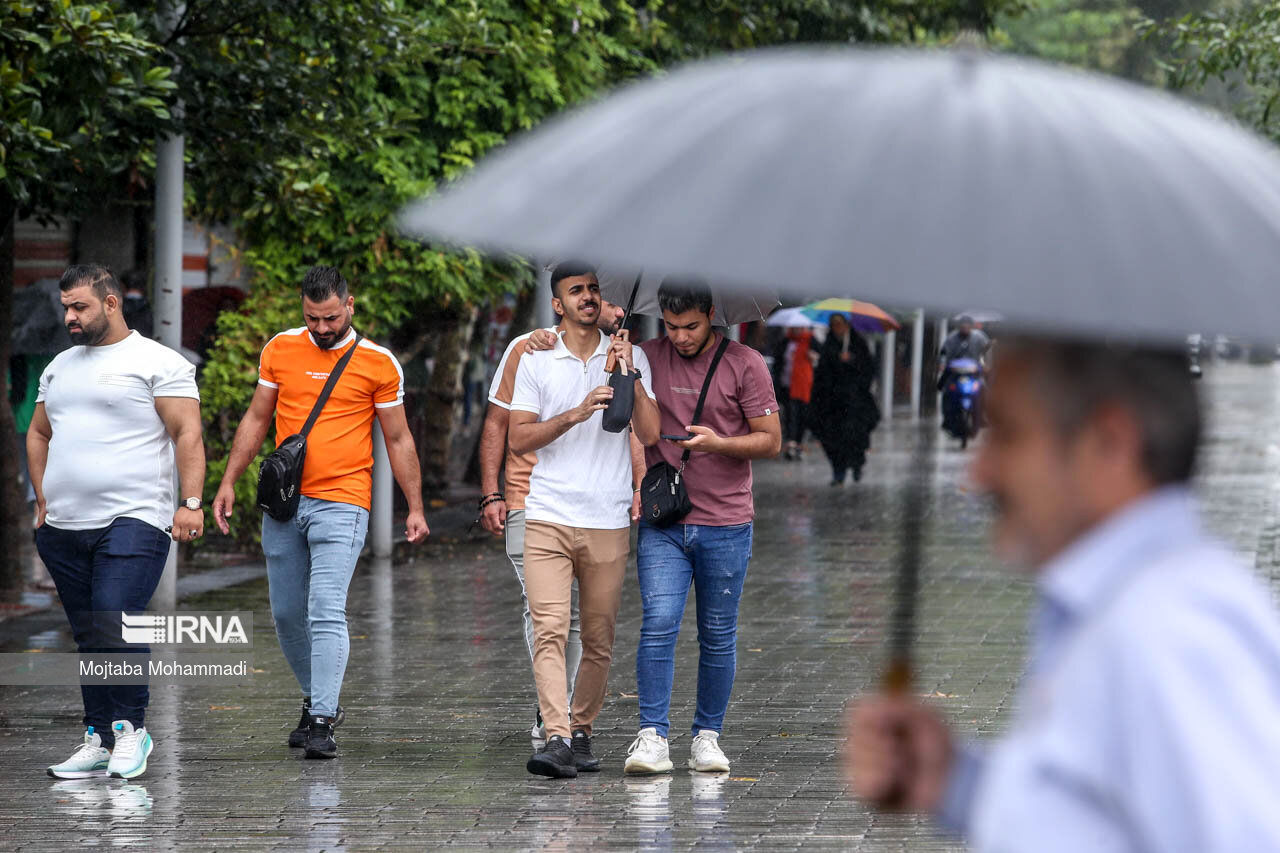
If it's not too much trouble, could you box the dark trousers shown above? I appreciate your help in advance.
[35,518,171,746]
[784,399,809,444]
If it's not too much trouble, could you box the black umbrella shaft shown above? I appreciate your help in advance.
[619,273,641,334]
[885,432,927,693]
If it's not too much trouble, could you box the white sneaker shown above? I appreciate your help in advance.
[106,721,153,780]
[624,727,673,774]
[687,730,730,773]
[47,727,111,779]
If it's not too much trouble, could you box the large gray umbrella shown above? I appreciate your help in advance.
[402,47,1280,691]
[402,48,1280,343]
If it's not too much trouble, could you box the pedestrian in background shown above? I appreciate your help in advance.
[624,278,781,777]
[847,338,1280,851]
[212,266,429,760]
[782,327,815,460]
[31,264,206,781]
[809,313,879,485]
[120,269,154,339]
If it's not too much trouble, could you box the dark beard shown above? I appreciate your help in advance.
[311,318,353,350]
[675,330,714,360]
[67,320,109,346]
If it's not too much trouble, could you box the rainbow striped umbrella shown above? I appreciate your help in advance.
[801,298,900,333]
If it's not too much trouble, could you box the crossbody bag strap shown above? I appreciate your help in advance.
[680,335,732,467]
[300,333,364,438]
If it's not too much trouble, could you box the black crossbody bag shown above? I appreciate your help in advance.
[640,337,730,527]
[257,334,363,522]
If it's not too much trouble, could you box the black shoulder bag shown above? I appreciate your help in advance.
[639,336,730,527]
[257,334,363,521]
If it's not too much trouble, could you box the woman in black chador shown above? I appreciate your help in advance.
[809,313,880,485]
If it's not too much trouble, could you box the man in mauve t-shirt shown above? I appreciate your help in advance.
[623,279,782,776]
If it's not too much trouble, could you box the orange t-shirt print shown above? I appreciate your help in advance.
[258,328,404,510]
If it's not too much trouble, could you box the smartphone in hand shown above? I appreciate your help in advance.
[661,433,696,441]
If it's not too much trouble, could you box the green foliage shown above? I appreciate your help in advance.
[1157,3,1280,143]
[0,0,174,217]
[997,0,1143,74]
[647,0,1027,56]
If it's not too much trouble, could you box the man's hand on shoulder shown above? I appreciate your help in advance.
[526,328,558,351]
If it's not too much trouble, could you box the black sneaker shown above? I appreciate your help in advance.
[289,701,344,748]
[570,729,601,772]
[303,716,338,759]
[526,735,578,778]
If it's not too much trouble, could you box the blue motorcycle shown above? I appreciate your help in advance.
[941,358,983,449]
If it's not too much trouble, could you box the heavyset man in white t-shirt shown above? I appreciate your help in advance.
[508,264,660,778]
[28,265,206,782]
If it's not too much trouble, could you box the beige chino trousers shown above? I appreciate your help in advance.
[523,520,629,739]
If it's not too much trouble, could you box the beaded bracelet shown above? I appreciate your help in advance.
[477,493,505,512]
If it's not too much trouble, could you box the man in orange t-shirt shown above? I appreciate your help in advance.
[212,266,428,760]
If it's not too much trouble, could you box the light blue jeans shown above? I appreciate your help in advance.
[263,496,369,719]
[636,521,753,738]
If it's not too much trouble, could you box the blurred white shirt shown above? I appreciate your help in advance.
[940,487,1280,852]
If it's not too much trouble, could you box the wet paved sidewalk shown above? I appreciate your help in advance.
[2,364,1279,850]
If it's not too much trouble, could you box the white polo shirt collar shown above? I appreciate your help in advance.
[552,329,610,362]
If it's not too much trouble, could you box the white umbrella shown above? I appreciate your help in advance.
[764,306,819,328]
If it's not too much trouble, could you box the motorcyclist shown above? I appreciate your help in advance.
[938,316,992,442]
[937,315,991,387]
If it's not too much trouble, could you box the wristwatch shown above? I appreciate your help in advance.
[183,497,203,511]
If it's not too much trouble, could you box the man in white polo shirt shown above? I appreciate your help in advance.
[508,264,659,778]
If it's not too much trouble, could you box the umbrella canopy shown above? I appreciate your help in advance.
[595,266,777,326]
[802,298,900,333]
[402,48,1280,344]
[765,306,820,328]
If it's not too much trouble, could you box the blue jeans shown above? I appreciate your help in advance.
[636,522,753,738]
[35,518,172,747]
[262,497,369,719]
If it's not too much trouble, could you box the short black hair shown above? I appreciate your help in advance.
[550,261,597,299]
[1007,336,1201,485]
[301,265,349,302]
[59,264,123,301]
[657,277,713,317]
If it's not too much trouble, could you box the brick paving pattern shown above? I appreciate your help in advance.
[0,363,1277,850]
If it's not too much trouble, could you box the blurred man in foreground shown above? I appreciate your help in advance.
[847,337,1280,851]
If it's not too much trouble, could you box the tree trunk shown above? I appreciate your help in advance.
[0,191,28,602]
[419,306,478,492]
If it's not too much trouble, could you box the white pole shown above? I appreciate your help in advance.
[936,317,949,414]
[909,309,925,420]
[880,330,896,420]
[151,2,184,612]
[371,420,393,557]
